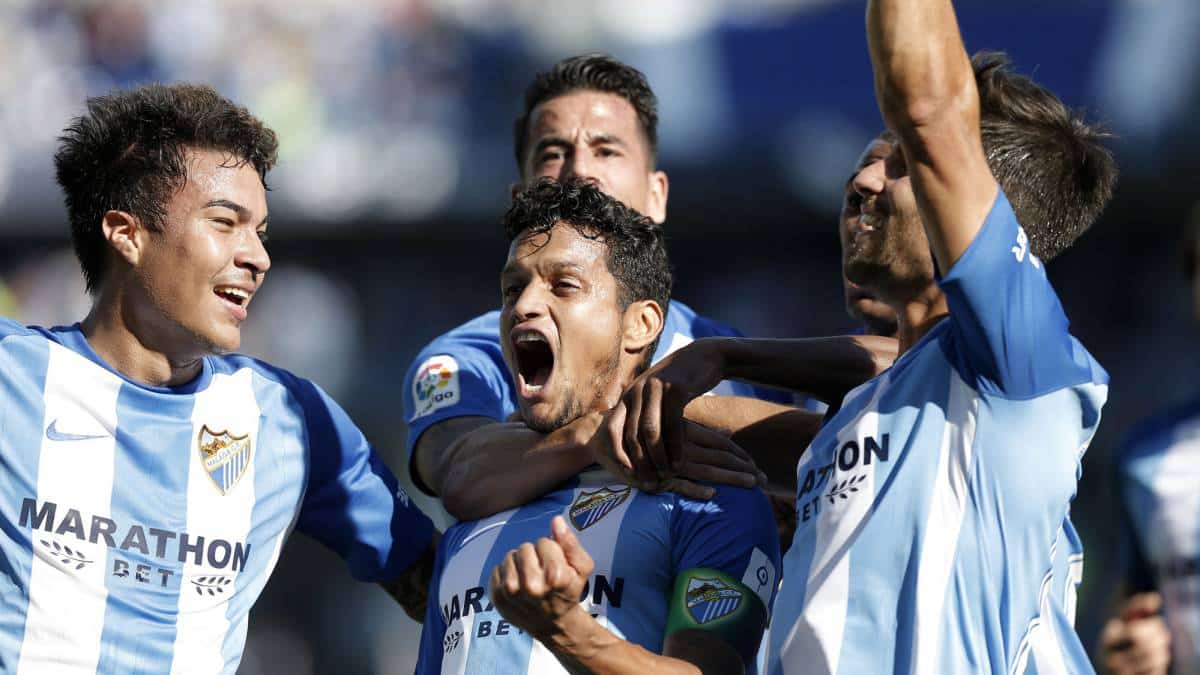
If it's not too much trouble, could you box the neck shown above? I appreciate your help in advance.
[80,287,204,388]
[887,284,949,355]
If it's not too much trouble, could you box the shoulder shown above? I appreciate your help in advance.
[421,310,503,353]
[207,353,335,422]
[1118,395,1200,471]
[664,300,743,340]
[0,316,35,341]
[672,484,772,521]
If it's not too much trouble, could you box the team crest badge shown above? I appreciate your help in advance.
[198,426,252,495]
[685,576,743,624]
[569,486,631,531]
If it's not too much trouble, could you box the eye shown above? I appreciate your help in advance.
[596,147,620,158]
[257,230,270,244]
[539,149,564,164]
[213,218,235,228]
[553,279,580,295]
[502,283,524,300]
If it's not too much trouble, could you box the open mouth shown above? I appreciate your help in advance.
[214,286,250,307]
[512,330,555,394]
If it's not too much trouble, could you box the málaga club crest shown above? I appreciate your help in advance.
[685,576,743,625]
[569,486,631,531]
[198,426,252,496]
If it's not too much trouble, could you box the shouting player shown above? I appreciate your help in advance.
[615,4,1118,673]
[0,84,436,672]
[414,178,781,674]
[401,54,795,522]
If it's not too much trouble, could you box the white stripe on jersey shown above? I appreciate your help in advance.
[17,343,121,674]
[780,375,890,675]
[1013,569,1069,675]
[911,371,978,673]
[441,511,511,675]
[168,370,261,674]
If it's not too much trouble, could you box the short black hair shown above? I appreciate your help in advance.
[504,177,672,358]
[513,54,658,171]
[973,51,1117,261]
[55,83,279,292]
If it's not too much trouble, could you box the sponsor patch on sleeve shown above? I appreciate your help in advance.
[411,355,461,421]
[741,546,777,608]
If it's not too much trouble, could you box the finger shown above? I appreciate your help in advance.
[657,477,715,501]
[535,536,569,590]
[664,385,688,471]
[641,378,670,474]
[551,515,595,577]
[516,542,545,596]
[498,550,521,596]
[686,422,753,462]
[1122,592,1164,621]
[605,402,634,471]
[621,385,655,488]
[684,443,760,474]
[676,460,758,489]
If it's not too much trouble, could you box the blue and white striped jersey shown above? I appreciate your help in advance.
[402,301,790,492]
[770,191,1108,674]
[415,468,781,674]
[1117,396,1200,674]
[0,320,435,674]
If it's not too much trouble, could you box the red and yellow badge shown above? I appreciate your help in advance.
[198,425,252,495]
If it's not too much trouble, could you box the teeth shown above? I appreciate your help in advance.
[860,214,879,229]
[216,287,249,300]
[515,333,546,344]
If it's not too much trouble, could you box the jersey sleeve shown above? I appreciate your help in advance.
[293,378,436,582]
[402,329,515,493]
[937,190,1105,397]
[670,485,781,609]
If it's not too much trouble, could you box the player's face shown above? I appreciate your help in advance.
[500,223,625,433]
[132,149,270,355]
[842,137,936,301]
[840,137,899,335]
[521,91,668,224]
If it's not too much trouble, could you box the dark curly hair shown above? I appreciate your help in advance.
[513,54,658,171]
[55,83,279,293]
[973,51,1116,261]
[504,177,672,358]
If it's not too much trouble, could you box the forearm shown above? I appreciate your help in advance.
[867,0,994,270]
[380,532,441,622]
[439,421,595,521]
[684,395,818,489]
[708,336,891,403]
[866,0,974,134]
[543,607,701,675]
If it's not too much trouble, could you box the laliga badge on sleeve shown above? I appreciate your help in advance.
[412,355,461,420]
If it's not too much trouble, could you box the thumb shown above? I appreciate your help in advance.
[551,516,594,576]
[1121,592,1164,621]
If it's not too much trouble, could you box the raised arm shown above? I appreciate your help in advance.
[866,0,998,272]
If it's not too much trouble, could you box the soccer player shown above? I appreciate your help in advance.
[1101,216,1200,675]
[402,54,796,522]
[414,178,781,674]
[0,84,437,672]
[839,134,898,340]
[616,5,1118,673]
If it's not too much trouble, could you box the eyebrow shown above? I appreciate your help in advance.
[500,258,587,281]
[203,199,268,226]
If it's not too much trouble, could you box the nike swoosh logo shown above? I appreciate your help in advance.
[45,420,108,442]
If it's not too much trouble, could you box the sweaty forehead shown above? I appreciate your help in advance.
[505,223,610,277]
[181,149,267,215]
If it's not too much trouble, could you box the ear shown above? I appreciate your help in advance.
[509,180,523,202]
[101,210,145,267]
[622,299,664,355]
[645,170,669,224]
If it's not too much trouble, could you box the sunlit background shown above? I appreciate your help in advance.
[2,0,1198,672]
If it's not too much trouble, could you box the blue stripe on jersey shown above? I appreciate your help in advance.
[608,492,672,648]
[0,330,49,671]
[469,486,579,674]
[95,384,195,674]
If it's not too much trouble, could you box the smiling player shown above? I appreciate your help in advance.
[0,84,437,673]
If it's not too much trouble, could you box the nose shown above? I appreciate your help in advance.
[852,158,887,202]
[561,148,598,186]
[236,229,271,280]
[511,282,547,323]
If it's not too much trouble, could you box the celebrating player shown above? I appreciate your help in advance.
[402,54,800,522]
[414,178,781,675]
[616,4,1118,673]
[1101,212,1200,675]
[0,84,437,672]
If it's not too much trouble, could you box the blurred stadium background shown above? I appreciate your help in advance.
[0,0,1196,672]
